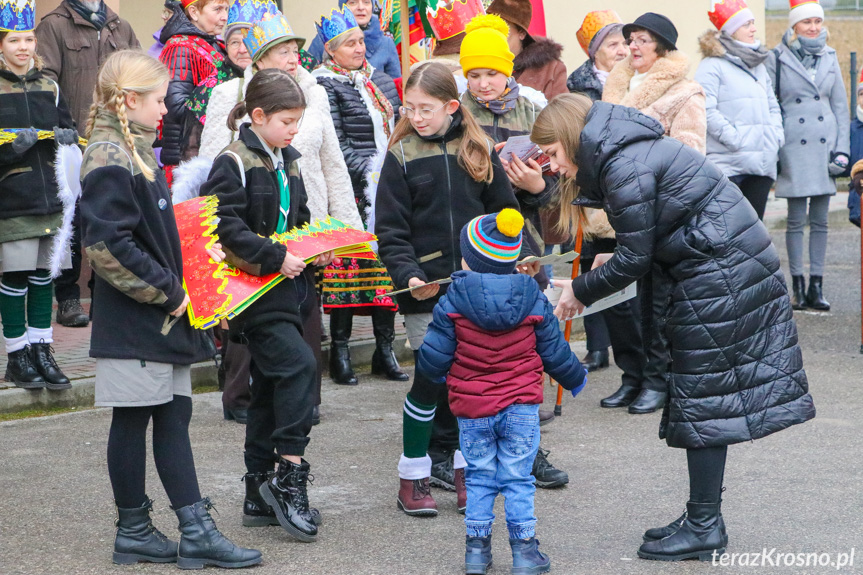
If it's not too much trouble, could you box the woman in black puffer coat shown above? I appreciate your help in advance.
[534,96,816,562]
[311,19,404,386]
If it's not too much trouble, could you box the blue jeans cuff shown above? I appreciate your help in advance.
[465,521,494,538]
[507,521,536,541]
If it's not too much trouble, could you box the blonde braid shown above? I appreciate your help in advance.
[114,89,155,182]
[84,85,100,139]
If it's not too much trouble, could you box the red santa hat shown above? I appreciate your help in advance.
[708,0,755,35]
[182,0,201,9]
[788,0,824,29]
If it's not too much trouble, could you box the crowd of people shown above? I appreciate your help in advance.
[0,0,838,572]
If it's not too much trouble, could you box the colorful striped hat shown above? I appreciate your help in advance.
[460,209,524,274]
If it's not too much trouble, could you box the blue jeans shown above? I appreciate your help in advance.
[458,403,540,540]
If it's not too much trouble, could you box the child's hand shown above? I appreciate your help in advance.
[206,242,226,264]
[591,253,613,270]
[312,250,335,267]
[280,251,307,278]
[551,279,585,320]
[409,277,440,300]
[493,141,506,154]
[170,293,191,317]
[517,261,541,277]
[504,156,545,195]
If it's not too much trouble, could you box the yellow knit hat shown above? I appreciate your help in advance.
[459,14,514,77]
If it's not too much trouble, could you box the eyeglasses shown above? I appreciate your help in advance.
[399,102,448,120]
[625,37,656,48]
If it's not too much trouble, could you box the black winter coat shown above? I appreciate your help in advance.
[571,103,815,448]
[158,2,226,166]
[375,110,519,315]
[0,65,76,222]
[566,59,604,102]
[200,124,313,337]
[315,68,400,197]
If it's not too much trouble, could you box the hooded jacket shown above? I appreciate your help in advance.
[513,36,568,101]
[602,51,706,154]
[695,30,784,180]
[375,109,519,315]
[158,1,227,166]
[0,56,76,244]
[79,111,209,365]
[308,14,402,79]
[417,271,585,419]
[571,102,815,449]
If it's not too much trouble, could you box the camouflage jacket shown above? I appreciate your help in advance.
[79,111,209,365]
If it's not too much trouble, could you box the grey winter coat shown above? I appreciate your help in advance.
[766,41,850,198]
[571,102,815,449]
[695,31,784,180]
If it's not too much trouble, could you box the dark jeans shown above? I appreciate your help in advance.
[243,320,316,473]
[729,174,773,221]
[300,285,323,407]
[640,273,671,393]
[54,204,81,302]
[221,338,252,411]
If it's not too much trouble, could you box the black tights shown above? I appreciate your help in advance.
[107,395,201,509]
[686,446,727,504]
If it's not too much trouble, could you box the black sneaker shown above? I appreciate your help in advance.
[430,455,455,491]
[532,448,569,489]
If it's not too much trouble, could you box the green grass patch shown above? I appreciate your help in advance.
[193,385,221,395]
[0,405,94,422]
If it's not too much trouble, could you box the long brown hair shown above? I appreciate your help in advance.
[227,68,306,131]
[530,93,593,238]
[389,61,493,183]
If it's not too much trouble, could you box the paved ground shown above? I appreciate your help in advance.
[1,206,862,574]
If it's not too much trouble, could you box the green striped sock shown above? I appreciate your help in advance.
[403,393,437,459]
[26,270,54,330]
[0,272,27,340]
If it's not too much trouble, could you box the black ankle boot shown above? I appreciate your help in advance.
[175,498,262,569]
[371,309,409,381]
[628,389,667,414]
[113,497,178,565]
[328,310,357,385]
[600,384,640,408]
[258,459,318,542]
[643,499,728,544]
[243,471,322,528]
[637,501,726,561]
[791,275,808,310]
[5,346,46,389]
[30,342,71,390]
[806,275,830,311]
[581,350,609,372]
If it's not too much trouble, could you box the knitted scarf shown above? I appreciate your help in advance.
[784,28,827,73]
[718,32,769,69]
[65,0,107,31]
[469,77,521,116]
[323,60,394,137]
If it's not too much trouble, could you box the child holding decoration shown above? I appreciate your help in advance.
[417,210,586,575]
[200,68,333,542]
[0,0,77,390]
[79,50,260,568]
[374,61,519,517]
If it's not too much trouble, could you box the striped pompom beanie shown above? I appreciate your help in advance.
[460,208,524,275]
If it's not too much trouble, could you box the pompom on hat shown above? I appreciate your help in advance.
[788,0,824,29]
[459,14,515,77]
[576,10,623,59]
[708,0,755,35]
[460,209,524,275]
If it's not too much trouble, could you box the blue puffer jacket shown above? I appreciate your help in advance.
[309,13,402,79]
[418,271,585,419]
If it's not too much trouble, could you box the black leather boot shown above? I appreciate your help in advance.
[113,497,178,565]
[243,471,322,528]
[328,309,357,385]
[628,389,667,414]
[637,501,726,561]
[258,459,318,542]
[806,275,830,311]
[371,309,409,381]
[56,298,89,327]
[600,384,640,408]
[30,342,71,390]
[532,448,569,489]
[175,498,262,569]
[791,275,808,310]
[5,347,46,389]
[644,506,728,545]
[581,350,609,372]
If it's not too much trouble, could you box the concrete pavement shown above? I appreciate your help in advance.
[1,217,862,574]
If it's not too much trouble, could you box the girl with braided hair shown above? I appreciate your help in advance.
[79,50,261,569]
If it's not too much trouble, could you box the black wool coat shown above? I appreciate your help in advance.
[571,102,815,449]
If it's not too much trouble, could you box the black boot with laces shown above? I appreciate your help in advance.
[532,448,569,489]
[5,346,45,389]
[113,497,178,565]
[258,458,318,542]
[30,341,71,389]
[175,498,262,569]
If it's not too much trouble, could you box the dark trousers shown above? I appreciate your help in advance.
[408,350,460,464]
[54,204,81,302]
[730,174,773,221]
[300,286,323,407]
[221,337,252,411]
[640,273,671,392]
[243,320,316,473]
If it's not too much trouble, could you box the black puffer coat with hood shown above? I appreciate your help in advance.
[570,102,815,449]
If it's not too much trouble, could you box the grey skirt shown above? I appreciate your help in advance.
[95,359,192,407]
[0,236,71,273]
